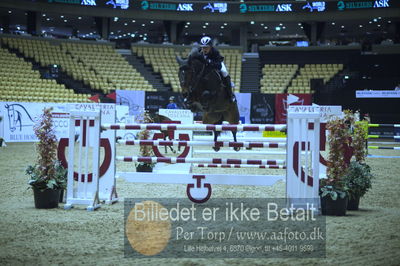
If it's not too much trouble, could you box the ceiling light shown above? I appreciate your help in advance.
[131,34,135,37]
[142,24,145,27]
[373,18,377,22]
[261,23,264,26]
[377,24,381,27]
[264,26,268,29]
[114,17,119,22]
[341,25,344,28]
[282,26,286,29]
[185,25,188,28]
[359,25,363,28]
[331,22,335,25]
[250,21,255,24]
[205,22,209,25]
[185,32,188,36]
[298,23,302,26]
[186,22,190,25]
[78,17,82,20]
[219,33,223,36]
[8,11,12,14]
[388,20,391,23]
[220,26,224,29]
[42,14,46,17]
[203,26,206,29]
[150,21,154,24]
[224,23,227,26]
[60,15,64,18]
[279,23,283,26]
[64,19,67,23]
[124,23,128,26]
[275,26,281,31]
[46,18,50,21]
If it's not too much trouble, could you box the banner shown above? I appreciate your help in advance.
[235,92,251,124]
[250,93,275,124]
[275,94,312,124]
[116,90,145,119]
[1,102,69,142]
[356,90,400,98]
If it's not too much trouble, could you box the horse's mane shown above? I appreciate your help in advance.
[188,47,204,63]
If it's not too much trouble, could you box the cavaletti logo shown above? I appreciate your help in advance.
[126,201,171,256]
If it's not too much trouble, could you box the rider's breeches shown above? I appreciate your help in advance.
[220,62,228,77]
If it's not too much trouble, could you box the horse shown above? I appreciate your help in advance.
[176,47,240,151]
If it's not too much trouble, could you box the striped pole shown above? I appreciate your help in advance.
[368,135,400,139]
[117,139,286,148]
[103,123,286,132]
[116,156,285,166]
[368,124,400,128]
[194,164,286,169]
[368,146,400,150]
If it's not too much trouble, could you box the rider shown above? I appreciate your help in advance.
[199,36,235,102]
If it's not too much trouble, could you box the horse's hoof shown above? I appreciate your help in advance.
[213,147,220,152]
[234,147,240,152]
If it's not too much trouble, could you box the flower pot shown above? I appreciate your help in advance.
[33,187,61,209]
[136,164,153,172]
[320,195,348,216]
[59,189,65,203]
[347,195,360,210]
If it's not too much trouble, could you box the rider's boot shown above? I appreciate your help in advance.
[223,75,235,102]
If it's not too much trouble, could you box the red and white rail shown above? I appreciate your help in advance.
[117,139,286,148]
[116,156,285,166]
[103,123,286,132]
[193,164,286,169]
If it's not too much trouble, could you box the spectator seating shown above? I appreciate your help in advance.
[0,47,90,103]
[260,64,298,94]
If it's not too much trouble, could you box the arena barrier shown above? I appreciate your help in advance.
[367,124,400,154]
[62,106,321,211]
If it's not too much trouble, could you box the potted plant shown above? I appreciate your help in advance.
[319,112,354,216]
[342,161,373,210]
[135,111,155,172]
[26,108,67,209]
[343,116,373,210]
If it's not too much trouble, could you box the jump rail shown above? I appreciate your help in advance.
[103,123,286,132]
[117,139,286,148]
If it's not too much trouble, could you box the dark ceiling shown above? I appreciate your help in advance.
[0,6,399,45]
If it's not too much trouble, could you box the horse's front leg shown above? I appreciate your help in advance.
[213,130,221,152]
[232,131,240,152]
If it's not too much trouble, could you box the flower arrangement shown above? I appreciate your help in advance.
[135,111,155,171]
[26,108,67,190]
[320,110,354,200]
[342,112,373,208]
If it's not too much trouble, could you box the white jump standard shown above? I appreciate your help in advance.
[65,107,321,210]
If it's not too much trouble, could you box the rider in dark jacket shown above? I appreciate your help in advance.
[199,36,235,102]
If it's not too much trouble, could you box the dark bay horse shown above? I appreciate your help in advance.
[176,48,240,151]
